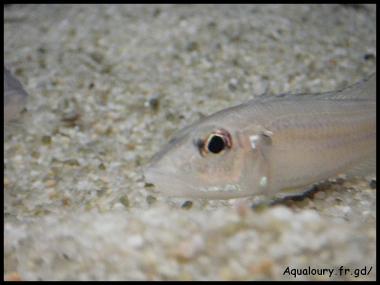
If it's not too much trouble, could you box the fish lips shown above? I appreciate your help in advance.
[144,165,248,199]
[144,166,199,197]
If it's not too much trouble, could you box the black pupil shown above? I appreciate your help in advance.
[207,135,225,153]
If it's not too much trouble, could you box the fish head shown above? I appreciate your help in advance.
[144,115,272,199]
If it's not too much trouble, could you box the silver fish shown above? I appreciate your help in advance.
[4,67,29,124]
[144,74,376,199]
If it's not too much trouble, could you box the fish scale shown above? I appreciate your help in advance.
[265,99,375,192]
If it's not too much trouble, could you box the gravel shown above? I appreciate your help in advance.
[4,4,376,281]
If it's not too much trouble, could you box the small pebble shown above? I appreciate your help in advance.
[126,234,144,248]
[45,179,57,188]
[335,197,343,204]
[249,259,273,275]
[37,46,47,54]
[144,182,155,189]
[96,188,107,197]
[145,95,161,111]
[146,195,157,205]
[228,78,239,91]
[62,196,71,207]
[119,195,130,208]
[126,143,136,151]
[173,235,205,262]
[186,41,199,52]
[90,51,104,64]
[41,135,52,145]
[251,203,269,213]
[364,53,375,61]
[335,177,345,185]
[62,110,80,122]
[31,151,40,159]
[270,206,293,221]
[153,8,161,17]
[63,159,80,166]
[181,200,193,209]
[369,179,376,189]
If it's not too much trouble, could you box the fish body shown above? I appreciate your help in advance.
[144,74,376,199]
[4,67,29,124]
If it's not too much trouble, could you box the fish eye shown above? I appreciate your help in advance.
[199,129,232,156]
[207,135,225,153]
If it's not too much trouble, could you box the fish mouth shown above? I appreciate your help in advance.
[144,167,199,197]
[144,166,249,200]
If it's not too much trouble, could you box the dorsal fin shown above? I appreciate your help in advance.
[251,73,376,104]
[322,73,376,100]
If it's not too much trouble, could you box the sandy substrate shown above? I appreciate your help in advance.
[4,4,376,281]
